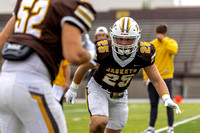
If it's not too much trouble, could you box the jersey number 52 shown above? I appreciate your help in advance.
[15,0,49,38]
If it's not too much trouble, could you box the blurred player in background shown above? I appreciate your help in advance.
[94,26,109,41]
[0,0,96,132]
[63,26,109,105]
[88,26,110,79]
[142,24,178,133]
[52,32,97,106]
[63,26,109,98]
[52,59,71,106]
[65,17,181,133]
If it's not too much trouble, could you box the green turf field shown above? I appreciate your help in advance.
[64,102,200,133]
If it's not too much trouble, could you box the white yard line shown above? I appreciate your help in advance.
[155,115,200,133]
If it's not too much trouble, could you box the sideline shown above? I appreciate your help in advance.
[155,115,200,133]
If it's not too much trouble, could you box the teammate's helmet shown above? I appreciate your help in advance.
[95,26,108,35]
[110,17,141,55]
[94,26,109,40]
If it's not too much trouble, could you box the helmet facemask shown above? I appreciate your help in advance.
[111,35,140,55]
[110,17,141,56]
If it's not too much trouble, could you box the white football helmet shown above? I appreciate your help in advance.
[110,17,141,55]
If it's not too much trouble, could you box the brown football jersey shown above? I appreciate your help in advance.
[93,39,155,92]
[8,0,96,81]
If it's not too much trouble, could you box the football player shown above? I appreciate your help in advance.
[64,26,109,104]
[0,0,96,133]
[87,26,110,79]
[94,26,110,41]
[65,17,181,133]
[52,33,96,107]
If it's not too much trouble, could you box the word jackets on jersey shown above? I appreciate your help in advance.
[8,0,96,81]
[93,39,156,93]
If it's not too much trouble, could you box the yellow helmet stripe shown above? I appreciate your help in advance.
[127,18,130,33]
[121,18,125,32]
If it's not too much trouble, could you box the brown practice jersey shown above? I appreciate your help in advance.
[93,39,156,92]
[8,0,96,81]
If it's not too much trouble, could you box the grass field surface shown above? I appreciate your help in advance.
[64,101,200,133]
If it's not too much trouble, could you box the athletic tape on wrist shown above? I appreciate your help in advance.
[71,81,80,90]
[161,94,170,101]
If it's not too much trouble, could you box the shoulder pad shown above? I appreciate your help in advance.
[95,39,111,59]
[56,0,96,32]
[137,41,156,62]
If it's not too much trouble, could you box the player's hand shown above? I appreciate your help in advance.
[64,86,77,104]
[84,33,96,60]
[162,94,181,114]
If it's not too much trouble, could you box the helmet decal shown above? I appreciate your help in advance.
[121,17,125,33]
[120,17,131,33]
[127,18,130,33]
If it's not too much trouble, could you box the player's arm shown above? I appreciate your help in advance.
[144,64,181,114]
[62,23,94,66]
[142,69,149,86]
[140,41,155,86]
[144,64,169,96]
[0,15,15,58]
[64,61,96,104]
[73,62,95,85]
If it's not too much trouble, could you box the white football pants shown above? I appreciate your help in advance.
[86,77,129,130]
[0,53,67,133]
